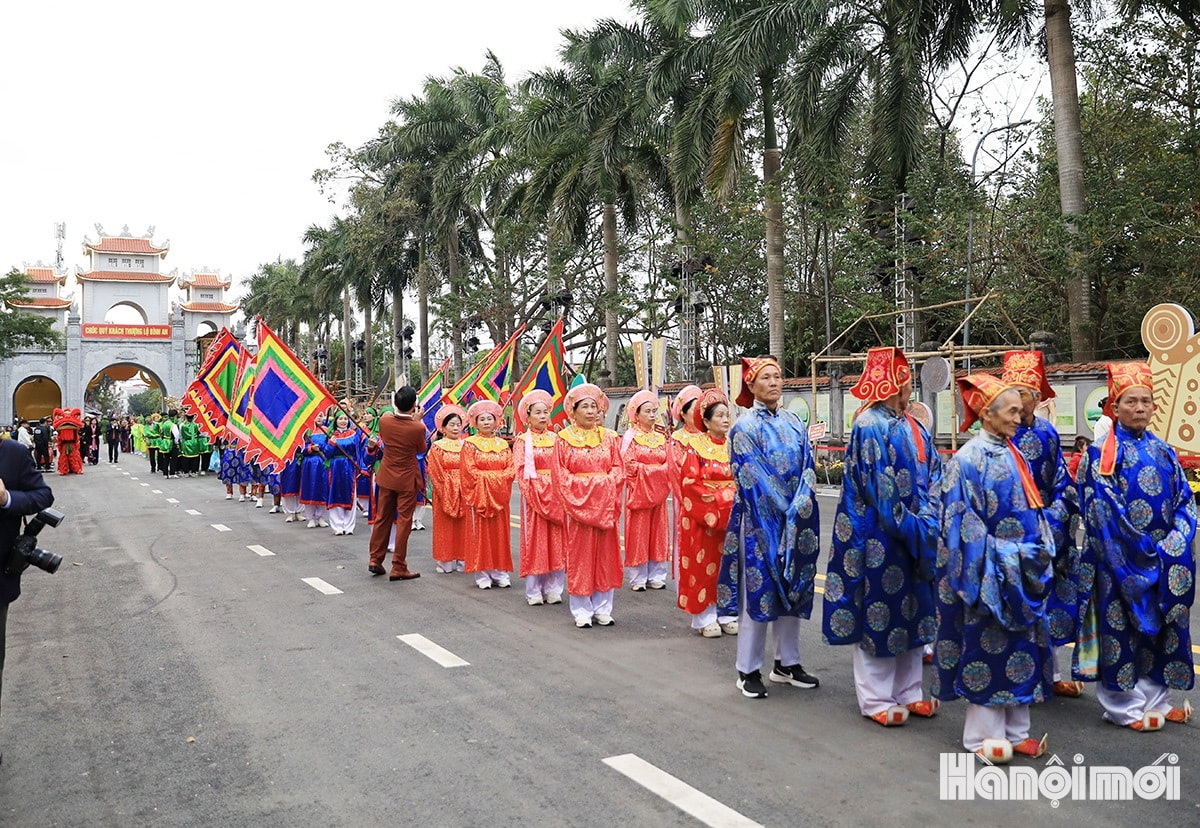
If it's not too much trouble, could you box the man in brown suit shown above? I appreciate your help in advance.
[367,386,426,581]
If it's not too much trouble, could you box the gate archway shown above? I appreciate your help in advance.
[14,375,63,420]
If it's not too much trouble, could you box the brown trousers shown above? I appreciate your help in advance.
[369,486,418,574]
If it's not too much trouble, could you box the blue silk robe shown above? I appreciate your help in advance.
[1014,416,1082,645]
[717,402,820,622]
[933,430,1055,706]
[823,404,941,656]
[1073,423,1197,691]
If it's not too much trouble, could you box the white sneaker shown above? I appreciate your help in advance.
[318,518,329,528]
[285,514,295,523]
[648,581,667,590]
[700,623,723,638]
[255,498,264,508]
[307,519,316,529]
[237,495,246,503]
[545,593,562,605]
[268,505,280,514]
[630,583,646,592]
[594,614,615,626]
[333,530,343,536]
[495,575,512,588]
[455,561,465,572]
[720,621,740,636]
[225,493,233,500]
[527,595,544,606]
[415,521,426,530]
[477,581,492,590]
[435,564,454,574]
[575,618,593,628]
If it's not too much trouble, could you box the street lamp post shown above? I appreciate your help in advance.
[965,119,1033,367]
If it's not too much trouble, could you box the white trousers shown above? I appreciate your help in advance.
[357,495,371,513]
[304,503,327,521]
[569,590,614,623]
[328,506,356,534]
[1052,645,1065,682]
[689,604,738,630]
[1097,677,1174,726]
[525,570,566,601]
[735,615,801,675]
[474,570,511,588]
[963,704,1031,750]
[853,646,924,715]
[281,495,301,516]
[626,561,670,588]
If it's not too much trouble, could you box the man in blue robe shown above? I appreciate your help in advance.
[934,373,1055,764]
[823,347,942,726]
[1074,361,1196,731]
[718,356,821,699]
[1002,350,1084,697]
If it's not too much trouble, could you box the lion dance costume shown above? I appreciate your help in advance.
[53,407,84,475]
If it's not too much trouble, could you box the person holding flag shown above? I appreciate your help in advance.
[428,405,468,574]
[461,400,516,589]
[300,411,331,528]
[514,390,566,605]
[324,410,367,536]
[621,390,671,591]
[553,383,624,628]
[356,406,378,516]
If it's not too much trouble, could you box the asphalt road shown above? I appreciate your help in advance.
[0,461,1196,826]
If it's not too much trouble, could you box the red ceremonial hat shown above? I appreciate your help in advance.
[1104,362,1153,416]
[1001,350,1055,401]
[849,347,911,402]
[957,373,1011,433]
[691,388,728,433]
[735,356,780,408]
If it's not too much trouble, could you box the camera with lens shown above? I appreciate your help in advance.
[4,507,65,576]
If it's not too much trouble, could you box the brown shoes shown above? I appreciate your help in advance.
[389,571,421,581]
[368,565,386,576]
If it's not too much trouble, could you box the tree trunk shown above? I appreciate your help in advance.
[1046,0,1093,360]
[342,288,353,396]
[363,298,373,392]
[418,238,431,378]
[603,202,620,382]
[761,74,786,363]
[447,228,464,379]
[393,284,405,391]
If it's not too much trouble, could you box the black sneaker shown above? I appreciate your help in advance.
[736,670,769,698]
[769,661,819,689]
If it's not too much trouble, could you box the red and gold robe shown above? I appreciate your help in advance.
[461,435,516,573]
[428,437,468,565]
[553,425,623,595]
[514,430,565,577]
[678,433,735,615]
[622,426,670,567]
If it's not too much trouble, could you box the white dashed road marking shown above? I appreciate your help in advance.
[302,577,343,595]
[140,483,149,487]
[152,489,163,494]
[166,498,179,504]
[396,634,470,668]
[602,754,763,828]
[247,544,275,557]
[211,524,231,532]
[185,509,201,516]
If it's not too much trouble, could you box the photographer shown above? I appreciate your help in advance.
[0,437,54,765]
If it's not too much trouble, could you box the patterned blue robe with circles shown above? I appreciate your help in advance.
[1072,424,1196,691]
[933,431,1055,706]
[716,404,820,622]
[1014,416,1082,646]
[823,404,941,656]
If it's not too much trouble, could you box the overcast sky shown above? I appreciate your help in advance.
[0,0,636,295]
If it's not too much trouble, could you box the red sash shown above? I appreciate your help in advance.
[1007,439,1044,509]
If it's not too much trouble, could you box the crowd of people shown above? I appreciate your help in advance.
[26,346,1193,766]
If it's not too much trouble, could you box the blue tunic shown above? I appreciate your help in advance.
[219,446,251,485]
[324,430,364,510]
[280,456,302,498]
[716,402,820,623]
[933,430,1055,706]
[824,404,941,656]
[299,432,330,505]
[1014,416,1082,645]
[1073,423,1197,691]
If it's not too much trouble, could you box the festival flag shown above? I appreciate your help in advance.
[181,328,243,440]
[469,325,526,405]
[513,318,570,429]
[444,352,489,407]
[632,339,649,390]
[650,337,666,390]
[223,348,255,449]
[419,358,451,436]
[245,319,337,472]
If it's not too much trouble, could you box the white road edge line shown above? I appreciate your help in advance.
[397,634,470,668]
[185,509,201,516]
[302,577,343,595]
[248,544,275,557]
[211,524,231,532]
[602,754,763,828]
